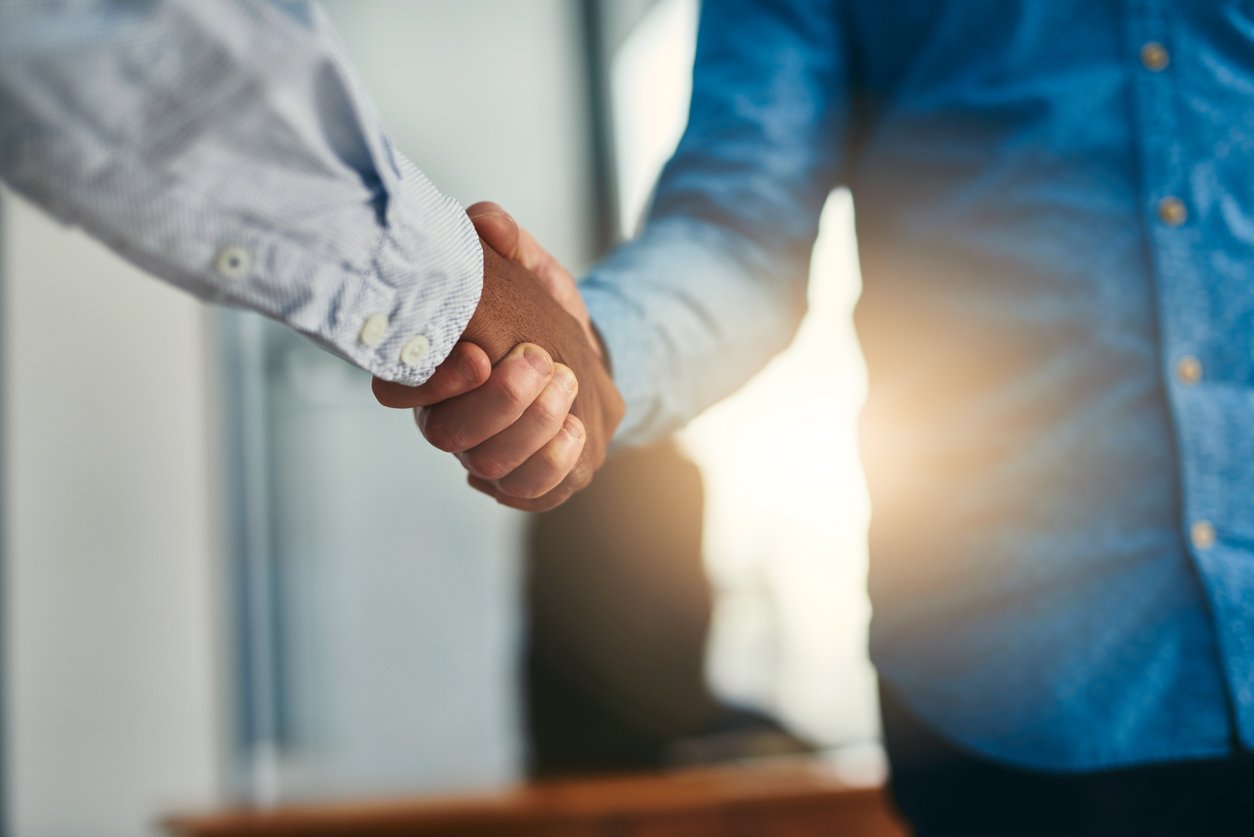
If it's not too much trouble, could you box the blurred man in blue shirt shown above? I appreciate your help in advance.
[414,0,1254,832]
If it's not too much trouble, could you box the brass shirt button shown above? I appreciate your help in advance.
[1175,355,1202,385]
[1191,520,1216,551]
[1158,196,1187,227]
[1141,42,1170,72]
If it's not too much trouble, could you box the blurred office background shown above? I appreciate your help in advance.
[0,1,877,835]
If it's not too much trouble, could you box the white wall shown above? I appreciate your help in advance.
[2,195,227,837]
[326,0,595,270]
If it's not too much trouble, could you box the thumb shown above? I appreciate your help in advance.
[468,201,521,260]
[468,201,572,299]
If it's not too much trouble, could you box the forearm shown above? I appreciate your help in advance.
[578,0,847,447]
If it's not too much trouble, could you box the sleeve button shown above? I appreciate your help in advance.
[399,335,430,367]
[358,313,390,347]
[215,246,252,280]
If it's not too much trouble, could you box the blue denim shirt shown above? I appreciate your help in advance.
[582,0,1254,770]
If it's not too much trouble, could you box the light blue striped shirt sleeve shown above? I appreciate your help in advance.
[580,0,844,447]
[0,0,482,386]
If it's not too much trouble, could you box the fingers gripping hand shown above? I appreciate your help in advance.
[376,342,587,509]
[371,203,622,512]
[423,344,584,491]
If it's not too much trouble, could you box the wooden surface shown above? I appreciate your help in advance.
[165,760,907,837]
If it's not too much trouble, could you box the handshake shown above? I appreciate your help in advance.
[373,203,625,512]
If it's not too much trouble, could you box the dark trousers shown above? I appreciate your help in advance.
[880,685,1254,836]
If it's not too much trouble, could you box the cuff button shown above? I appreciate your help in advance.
[359,313,390,348]
[399,335,430,367]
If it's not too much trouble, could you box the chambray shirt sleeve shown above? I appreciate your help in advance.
[580,0,846,446]
[0,0,481,386]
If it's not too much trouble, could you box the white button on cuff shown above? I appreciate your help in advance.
[399,335,430,367]
[215,246,251,280]
[359,313,390,348]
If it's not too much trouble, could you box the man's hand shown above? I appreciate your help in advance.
[466,202,600,357]
[373,204,622,512]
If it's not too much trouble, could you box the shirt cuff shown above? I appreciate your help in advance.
[323,163,484,387]
[581,279,660,449]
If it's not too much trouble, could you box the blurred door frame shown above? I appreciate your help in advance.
[0,191,10,836]
[216,310,286,805]
[580,0,668,252]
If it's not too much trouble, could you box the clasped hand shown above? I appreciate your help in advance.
[373,203,623,512]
